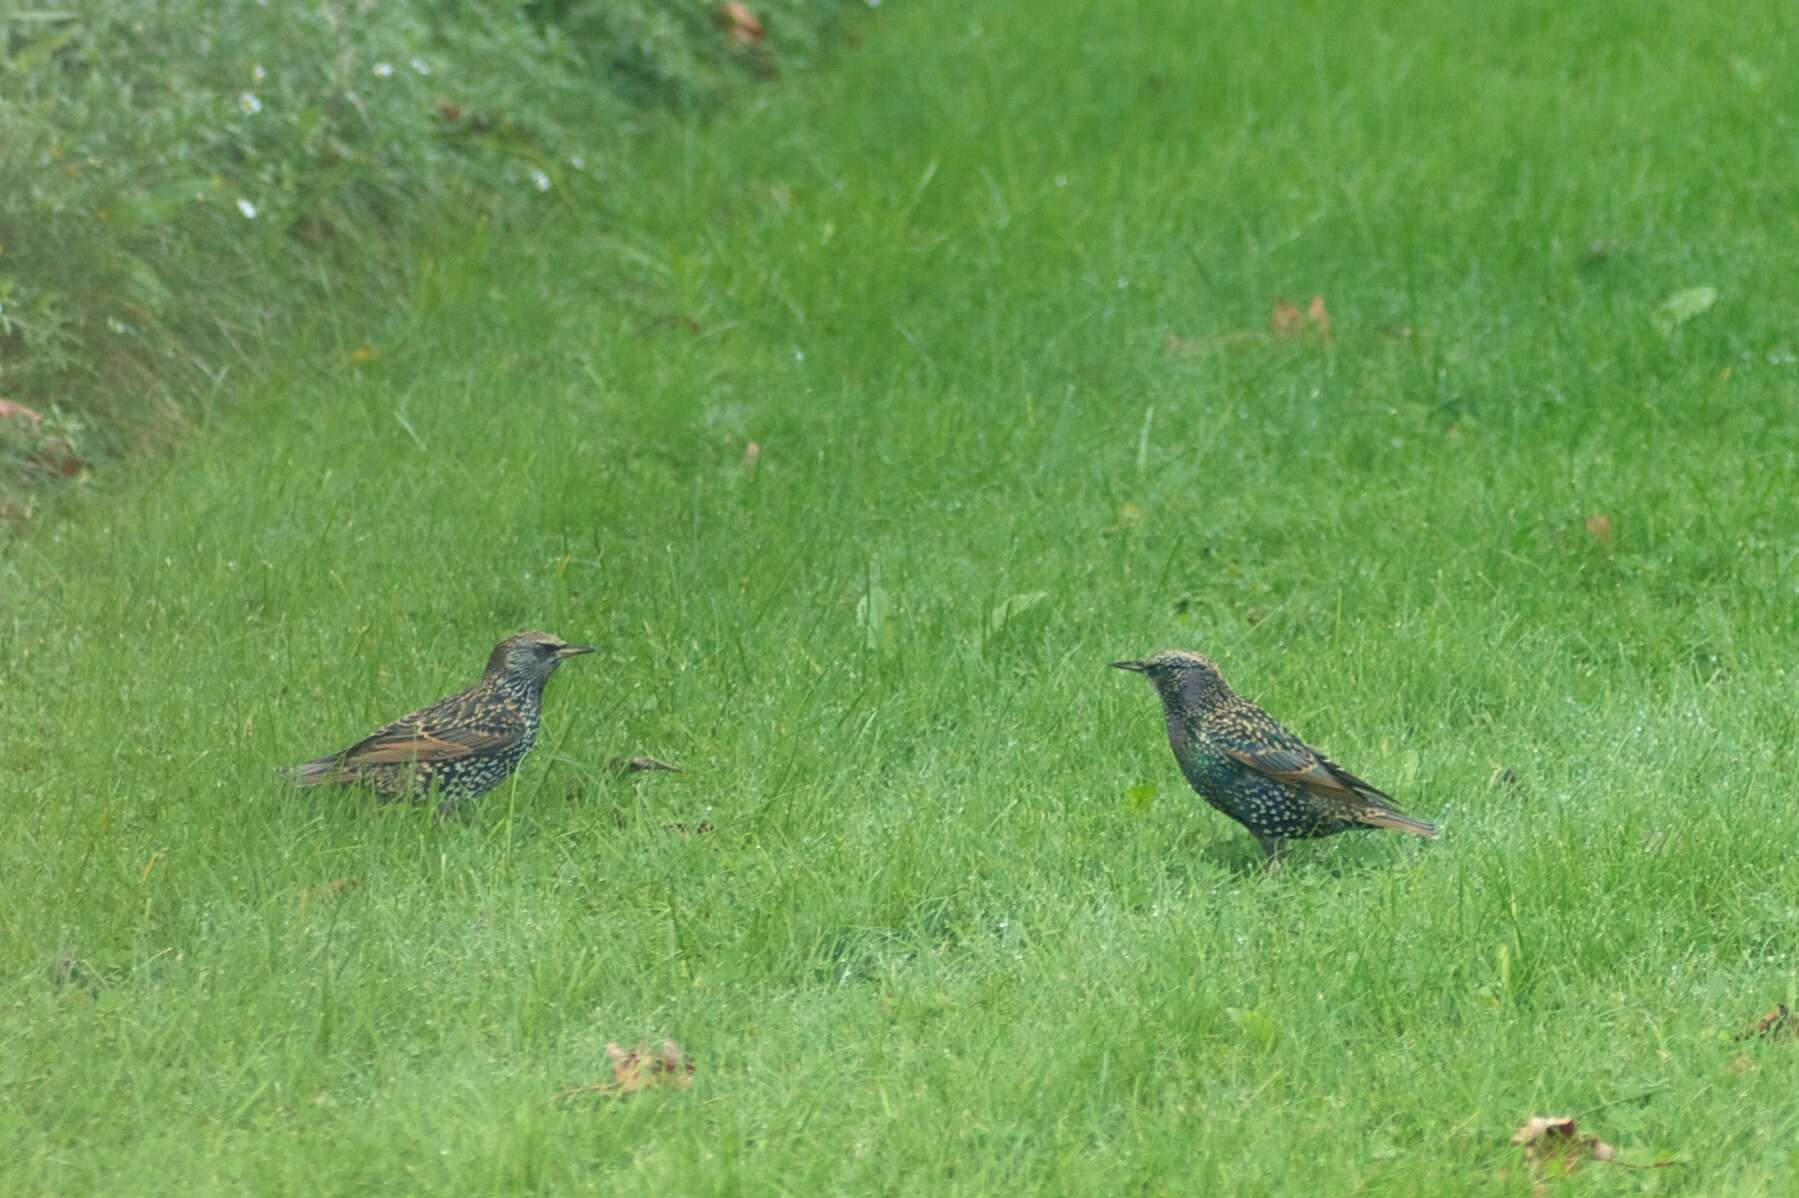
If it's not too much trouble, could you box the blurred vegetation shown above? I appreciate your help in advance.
[0,0,855,505]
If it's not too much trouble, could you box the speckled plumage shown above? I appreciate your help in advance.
[1112,650,1437,861]
[287,630,593,813]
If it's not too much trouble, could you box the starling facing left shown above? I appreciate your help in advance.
[287,630,593,813]
[1112,650,1438,862]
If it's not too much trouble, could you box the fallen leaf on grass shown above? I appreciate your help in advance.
[338,345,379,366]
[1,402,86,476]
[0,399,45,427]
[742,441,760,471]
[662,821,714,837]
[1512,1116,1614,1168]
[32,438,85,477]
[607,755,683,774]
[1509,1115,1677,1177]
[1737,1003,1798,1041]
[717,2,765,46]
[556,1040,694,1101]
[298,878,360,915]
[433,99,493,134]
[1305,294,1331,342]
[1166,295,1331,356]
[1584,514,1614,545]
[1271,294,1331,342]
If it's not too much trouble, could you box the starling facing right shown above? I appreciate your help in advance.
[286,629,593,813]
[1112,650,1437,862]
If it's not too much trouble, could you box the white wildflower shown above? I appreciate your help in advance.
[252,64,266,83]
[236,198,258,220]
[568,154,586,170]
[239,92,262,115]
[409,56,431,76]
[530,168,551,192]
[372,62,395,78]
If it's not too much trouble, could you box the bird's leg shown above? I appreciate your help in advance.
[1255,834,1286,869]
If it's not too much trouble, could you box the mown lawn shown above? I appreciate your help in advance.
[5,0,1798,1191]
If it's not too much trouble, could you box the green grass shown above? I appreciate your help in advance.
[6,0,1799,1191]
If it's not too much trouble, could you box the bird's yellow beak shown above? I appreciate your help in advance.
[556,643,596,658]
[1109,659,1147,672]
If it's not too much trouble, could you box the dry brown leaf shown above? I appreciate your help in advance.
[1511,1116,1612,1173]
[2,401,84,475]
[1307,294,1332,342]
[743,441,761,471]
[1584,514,1614,545]
[557,1040,694,1101]
[662,821,715,837]
[1510,1115,1676,1177]
[718,2,764,46]
[1269,295,1330,342]
[1738,1003,1797,1040]
[35,440,85,477]
[433,99,491,133]
[298,878,360,915]
[0,399,45,426]
[340,345,379,366]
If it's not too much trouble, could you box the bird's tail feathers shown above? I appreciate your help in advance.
[285,755,349,787]
[1355,806,1439,839]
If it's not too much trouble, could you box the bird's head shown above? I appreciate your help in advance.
[485,630,594,684]
[1110,649,1232,708]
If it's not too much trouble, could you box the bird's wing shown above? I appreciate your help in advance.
[337,718,521,765]
[326,687,525,766]
[1206,705,1419,824]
